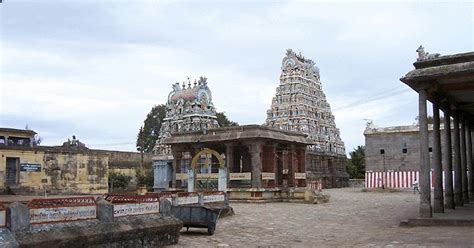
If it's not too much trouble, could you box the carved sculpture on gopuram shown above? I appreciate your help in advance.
[154,76,220,155]
[264,49,346,155]
[153,76,220,191]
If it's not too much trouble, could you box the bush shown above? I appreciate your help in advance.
[109,172,132,191]
[136,168,154,190]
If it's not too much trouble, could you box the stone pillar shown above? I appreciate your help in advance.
[187,168,195,192]
[171,195,179,206]
[250,142,262,188]
[272,144,278,187]
[225,143,234,170]
[7,202,30,232]
[418,89,432,218]
[453,112,463,206]
[153,159,170,192]
[198,193,204,206]
[218,167,227,192]
[282,150,288,187]
[171,151,182,189]
[225,143,234,188]
[97,198,114,223]
[467,123,474,199]
[461,118,469,203]
[443,104,455,209]
[288,145,296,187]
[432,102,444,213]
[4,136,8,146]
[159,197,172,216]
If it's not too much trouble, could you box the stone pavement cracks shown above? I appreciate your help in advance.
[176,188,474,247]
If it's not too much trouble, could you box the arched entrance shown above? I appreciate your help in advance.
[188,148,227,192]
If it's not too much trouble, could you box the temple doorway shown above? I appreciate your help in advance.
[189,148,226,192]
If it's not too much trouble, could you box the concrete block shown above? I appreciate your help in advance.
[198,193,204,206]
[96,198,114,223]
[0,228,19,247]
[224,193,230,207]
[7,202,29,232]
[159,198,172,216]
[171,195,179,206]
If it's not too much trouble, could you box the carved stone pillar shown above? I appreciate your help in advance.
[171,150,182,189]
[467,123,474,199]
[288,145,296,187]
[225,143,234,172]
[418,89,432,218]
[282,150,288,187]
[443,103,454,209]
[272,144,278,187]
[461,118,469,203]
[453,111,463,206]
[432,102,444,213]
[249,141,262,188]
[225,143,234,189]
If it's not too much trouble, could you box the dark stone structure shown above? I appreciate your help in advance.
[164,125,311,194]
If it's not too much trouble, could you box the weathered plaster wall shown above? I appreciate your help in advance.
[0,147,108,194]
[102,150,153,190]
[103,150,153,168]
[365,128,454,172]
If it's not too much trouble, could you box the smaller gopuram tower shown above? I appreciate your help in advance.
[153,76,219,191]
[265,49,345,155]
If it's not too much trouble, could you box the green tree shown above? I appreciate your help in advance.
[347,146,365,179]
[216,112,238,127]
[136,104,166,153]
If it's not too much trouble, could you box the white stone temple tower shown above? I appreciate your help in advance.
[264,49,345,155]
[153,76,220,191]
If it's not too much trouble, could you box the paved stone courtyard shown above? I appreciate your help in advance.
[176,188,474,247]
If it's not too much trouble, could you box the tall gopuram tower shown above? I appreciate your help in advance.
[265,49,345,156]
[153,76,220,191]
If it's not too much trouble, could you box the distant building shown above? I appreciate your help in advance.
[0,128,108,195]
[0,127,151,195]
[364,122,451,172]
[0,127,36,147]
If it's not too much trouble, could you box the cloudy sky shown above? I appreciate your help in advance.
[1,0,472,155]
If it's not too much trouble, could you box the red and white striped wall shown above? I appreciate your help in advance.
[307,180,323,191]
[364,171,468,189]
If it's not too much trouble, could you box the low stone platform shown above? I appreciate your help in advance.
[227,188,329,204]
[400,203,474,227]
[12,215,182,248]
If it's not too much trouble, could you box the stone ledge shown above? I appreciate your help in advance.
[400,218,474,227]
[13,215,182,248]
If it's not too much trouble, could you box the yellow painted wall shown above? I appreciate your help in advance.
[0,148,108,194]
